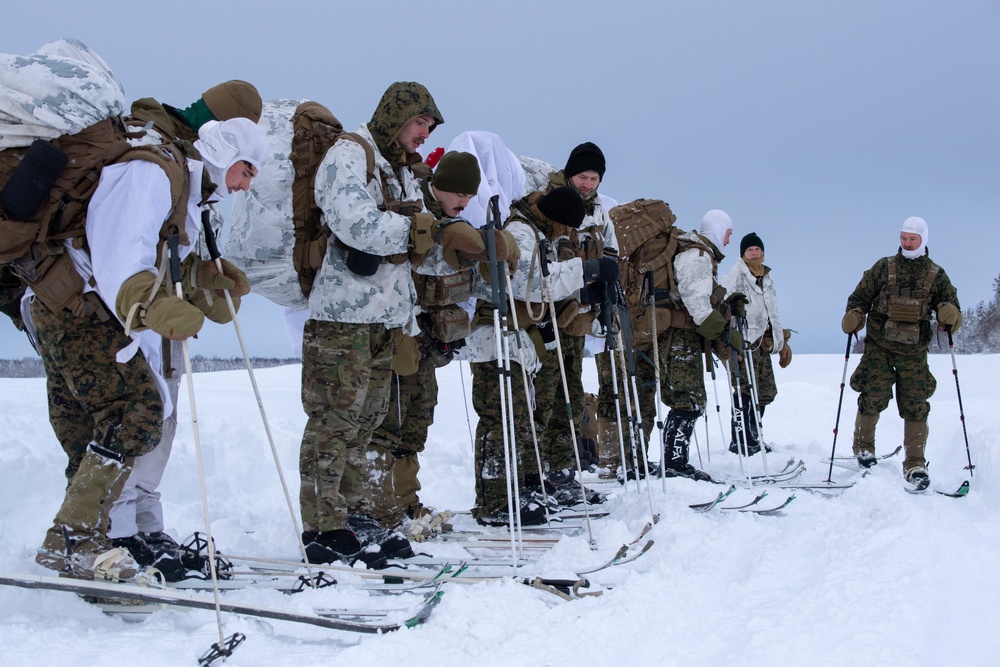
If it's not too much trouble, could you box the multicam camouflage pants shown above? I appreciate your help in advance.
[850,344,936,422]
[470,359,536,518]
[299,319,394,533]
[366,361,438,526]
[532,334,586,472]
[30,297,163,467]
[729,341,777,408]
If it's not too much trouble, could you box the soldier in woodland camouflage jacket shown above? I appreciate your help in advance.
[841,216,960,488]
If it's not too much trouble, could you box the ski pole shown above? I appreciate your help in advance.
[538,238,595,548]
[946,328,975,477]
[200,214,315,578]
[485,196,521,569]
[826,332,854,483]
[601,289,633,494]
[645,271,668,492]
[166,233,230,654]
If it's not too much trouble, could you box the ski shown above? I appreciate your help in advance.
[574,521,656,575]
[689,484,736,512]
[720,490,769,511]
[0,571,441,633]
[822,445,902,465]
[936,480,970,497]
[741,494,796,514]
[772,480,855,491]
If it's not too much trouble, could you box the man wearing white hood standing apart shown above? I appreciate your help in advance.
[841,216,961,490]
[659,209,743,482]
[33,118,267,581]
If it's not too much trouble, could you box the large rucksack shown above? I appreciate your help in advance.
[288,101,375,300]
[610,198,712,347]
[0,42,196,317]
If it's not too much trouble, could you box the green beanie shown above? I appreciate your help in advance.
[432,151,481,195]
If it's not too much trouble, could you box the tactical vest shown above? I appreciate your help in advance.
[874,256,940,345]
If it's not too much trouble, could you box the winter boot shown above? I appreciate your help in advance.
[546,468,606,506]
[596,417,622,480]
[365,443,406,529]
[902,420,930,489]
[302,528,363,565]
[474,491,548,527]
[36,445,136,579]
[662,409,713,482]
[576,437,599,473]
[347,513,415,562]
[852,412,880,468]
[391,452,422,528]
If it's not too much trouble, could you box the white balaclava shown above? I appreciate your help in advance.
[700,209,733,251]
[194,117,268,197]
[900,216,928,259]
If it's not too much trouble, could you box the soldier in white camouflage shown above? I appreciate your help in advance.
[657,210,743,482]
[721,232,791,456]
[841,217,960,489]
[32,118,266,581]
[298,83,488,563]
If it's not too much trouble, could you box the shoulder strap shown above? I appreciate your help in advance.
[115,143,192,248]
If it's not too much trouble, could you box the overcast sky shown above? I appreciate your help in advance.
[2,0,998,358]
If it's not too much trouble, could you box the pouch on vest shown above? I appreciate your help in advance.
[886,294,923,323]
[345,247,382,276]
[427,304,470,343]
[1,139,68,221]
[883,319,920,345]
[412,270,473,306]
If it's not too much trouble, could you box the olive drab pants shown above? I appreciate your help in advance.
[299,320,393,533]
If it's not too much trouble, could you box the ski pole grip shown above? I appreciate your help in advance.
[167,233,183,286]
[538,239,551,278]
[201,210,221,261]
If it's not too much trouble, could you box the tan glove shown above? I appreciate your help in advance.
[695,309,727,341]
[841,308,866,334]
[116,271,204,340]
[186,285,240,324]
[495,229,520,271]
[937,302,962,332]
[779,343,792,368]
[193,256,251,298]
[409,212,437,255]
[437,219,487,258]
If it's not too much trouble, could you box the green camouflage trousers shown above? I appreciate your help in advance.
[30,297,163,466]
[532,334,586,472]
[366,361,438,525]
[850,344,936,421]
[471,359,536,517]
[661,329,709,414]
[729,343,777,408]
[299,319,394,533]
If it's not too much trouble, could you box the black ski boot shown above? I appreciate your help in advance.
[347,514,415,562]
[475,491,548,527]
[302,528,364,565]
[662,409,714,482]
[729,399,765,456]
[546,468,606,506]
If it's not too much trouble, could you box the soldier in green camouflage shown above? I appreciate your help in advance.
[366,151,483,529]
[842,217,961,489]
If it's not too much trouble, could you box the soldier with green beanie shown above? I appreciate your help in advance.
[366,150,500,534]
[842,216,960,490]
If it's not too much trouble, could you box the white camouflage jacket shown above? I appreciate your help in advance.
[674,231,723,328]
[721,259,784,353]
[459,210,587,371]
[309,124,452,332]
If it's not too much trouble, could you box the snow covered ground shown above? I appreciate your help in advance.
[1,352,998,666]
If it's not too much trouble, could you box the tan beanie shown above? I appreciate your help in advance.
[202,80,263,123]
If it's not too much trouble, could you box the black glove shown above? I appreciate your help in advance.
[579,282,606,305]
[537,319,556,348]
[582,258,620,283]
[726,292,749,319]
